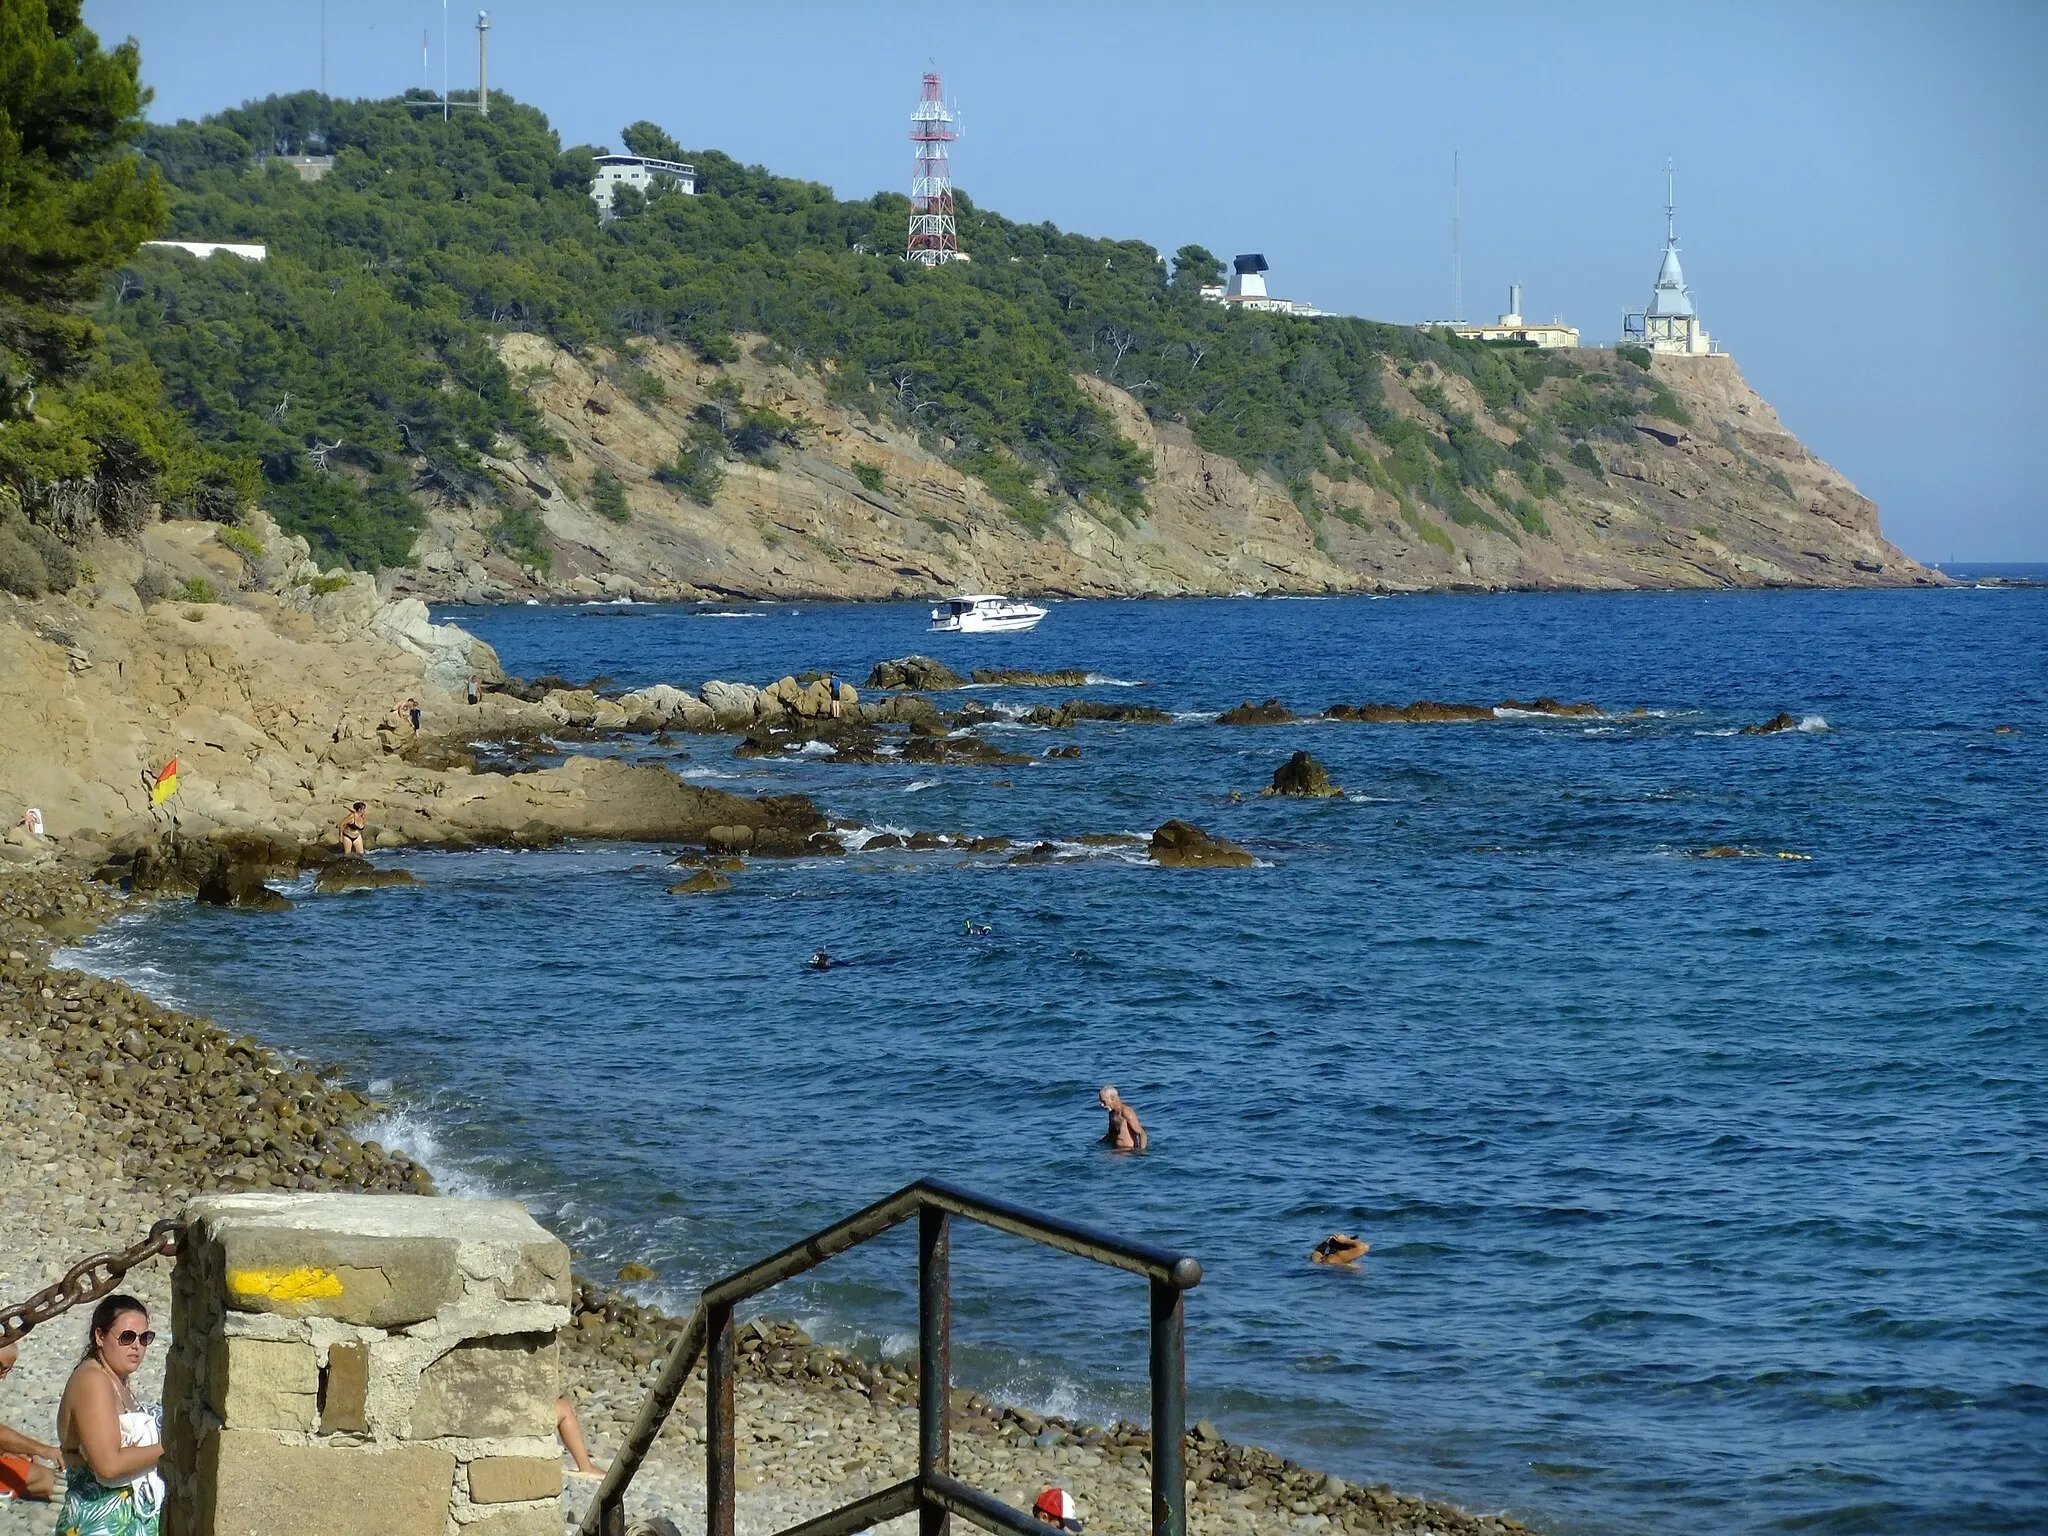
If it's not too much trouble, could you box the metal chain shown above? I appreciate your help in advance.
[0,1219,183,1348]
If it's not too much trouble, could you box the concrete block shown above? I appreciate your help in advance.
[199,1431,454,1536]
[207,1335,318,1431]
[505,1238,572,1303]
[413,1334,558,1440]
[186,1193,564,1327]
[321,1339,370,1434]
[460,1506,564,1536]
[467,1455,564,1503]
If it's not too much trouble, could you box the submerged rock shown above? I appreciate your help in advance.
[1326,700,1494,723]
[1267,751,1342,798]
[1149,820,1255,868]
[866,655,964,690]
[1742,711,1802,735]
[314,859,422,892]
[1219,698,1297,726]
[668,871,732,894]
[1022,699,1174,728]
[969,668,1092,687]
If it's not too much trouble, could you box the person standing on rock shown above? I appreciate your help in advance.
[407,697,422,733]
[1098,1086,1147,1153]
[0,1342,63,1502]
[339,802,368,855]
[56,1294,164,1534]
[467,675,482,706]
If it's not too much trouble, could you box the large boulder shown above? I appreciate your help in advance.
[1268,751,1342,797]
[1742,711,1801,735]
[1219,698,1297,726]
[699,680,761,726]
[867,656,963,691]
[1325,700,1494,724]
[367,598,504,694]
[1148,820,1255,868]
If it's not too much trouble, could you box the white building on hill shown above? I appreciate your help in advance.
[589,153,697,217]
[1200,254,1323,317]
[1450,284,1579,348]
[1622,168,1715,355]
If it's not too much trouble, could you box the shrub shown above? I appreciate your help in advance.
[1515,499,1551,537]
[216,524,266,561]
[1568,441,1606,478]
[852,460,887,495]
[492,501,552,572]
[1644,382,1693,427]
[308,572,353,595]
[177,576,218,603]
[1402,505,1455,554]
[134,563,173,604]
[1616,343,1654,370]
[0,526,50,595]
[588,468,631,523]
[1697,523,1720,540]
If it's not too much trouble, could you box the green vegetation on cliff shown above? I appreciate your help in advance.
[40,82,1687,568]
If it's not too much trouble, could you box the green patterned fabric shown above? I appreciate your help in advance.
[58,1466,157,1536]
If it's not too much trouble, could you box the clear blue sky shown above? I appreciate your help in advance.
[86,1,2047,562]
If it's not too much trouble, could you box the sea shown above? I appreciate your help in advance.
[60,582,2047,1535]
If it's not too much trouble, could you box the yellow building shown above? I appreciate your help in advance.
[1451,285,1580,348]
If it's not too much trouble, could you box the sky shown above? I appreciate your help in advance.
[86,1,2048,562]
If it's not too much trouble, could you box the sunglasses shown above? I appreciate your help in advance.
[111,1329,156,1347]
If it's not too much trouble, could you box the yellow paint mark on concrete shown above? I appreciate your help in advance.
[227,1266,344,1303]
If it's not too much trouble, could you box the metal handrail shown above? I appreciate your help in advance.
[583,1177,1202,1536]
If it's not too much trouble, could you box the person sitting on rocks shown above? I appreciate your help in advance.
[1311,1233,1370,1266]
[57,1294,164,1534]
[557,1397,603,1476]
[0,1342,63,1502]
[339,802,368,855]
[1098,1086,1147,1153]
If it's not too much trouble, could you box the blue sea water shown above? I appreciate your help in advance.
[65,588,2047,1535]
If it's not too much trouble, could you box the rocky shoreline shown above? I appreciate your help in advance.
[0,864,1539,1535]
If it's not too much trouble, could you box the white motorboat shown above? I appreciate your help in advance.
[928,594,1047,634]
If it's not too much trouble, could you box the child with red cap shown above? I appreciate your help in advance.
[1033,1486,1083,1531]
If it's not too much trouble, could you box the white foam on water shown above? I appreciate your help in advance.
[903,780,941,793]
[1798,714,1831,732]
[1083,674,1143,687]
[1173,710,1220,724]
[839,823,917,850]
[694,611,766,619]
[793,739,836,756]
[358,1106,506,1201]
[1695,728,1741,737]
[677,767,746,780]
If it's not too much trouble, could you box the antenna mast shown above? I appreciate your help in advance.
[1452,150,1463,323]
[476,11,490,118]
[1664,153,1677,246]
[442,0,449,120]
[320,0,327,95]
[906,71,960,266]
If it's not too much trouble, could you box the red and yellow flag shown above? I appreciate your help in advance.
[150,757,180,806]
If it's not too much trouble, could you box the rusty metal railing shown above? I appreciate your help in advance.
[582,1176,1203,1536]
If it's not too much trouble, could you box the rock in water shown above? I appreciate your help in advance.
[1742,711,1801,735]
[314,859,422,892]
[1149,820,1255,868]
[1268,751,1342,797]
[866,655,964,690]
[1219,698,1297,726]
[668,871,732,894]
[969,668,1091,687]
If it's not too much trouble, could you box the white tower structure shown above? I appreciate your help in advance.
[1623,160,1714,355]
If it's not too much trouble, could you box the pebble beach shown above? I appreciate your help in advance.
[0,867,1525,1536]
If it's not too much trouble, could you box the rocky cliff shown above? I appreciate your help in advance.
[404,336,1934,603]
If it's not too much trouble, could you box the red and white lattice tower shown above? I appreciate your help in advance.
[906,72,960,265]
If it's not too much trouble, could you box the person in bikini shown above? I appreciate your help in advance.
[56,1294,164,1534]
[339,802,368,855]
[1098,1086,1147,1153]
[0,1341,63,1502]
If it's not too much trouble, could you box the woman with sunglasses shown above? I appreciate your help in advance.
[55,1294,165,1536]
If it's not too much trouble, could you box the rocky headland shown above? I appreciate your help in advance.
[401,336,1937,604]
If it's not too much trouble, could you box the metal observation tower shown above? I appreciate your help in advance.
[906,72,961,265]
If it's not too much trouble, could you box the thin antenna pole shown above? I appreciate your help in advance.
[442,0,449,120]
[422,29,429,91]
[476,10,489,118]
[320,0,327,95]
[1664,154,1677,244]
[1452,150,1462,323]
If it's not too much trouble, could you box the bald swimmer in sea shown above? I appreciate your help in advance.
[1311,1233,1370,1266]
[1098,1085,1147,1152]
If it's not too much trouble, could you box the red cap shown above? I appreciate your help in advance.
[1034,1487,1082,1529]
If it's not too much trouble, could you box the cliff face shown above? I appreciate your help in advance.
[403,336,1932,603]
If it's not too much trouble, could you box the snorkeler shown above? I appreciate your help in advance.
[809,950,833,971]
[963,919,992,937]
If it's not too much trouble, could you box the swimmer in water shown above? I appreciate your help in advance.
[809,950,832,971]
[1098,1085,1147,1153]
[964,919,992,937]
[1311,1233,1369,1266]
